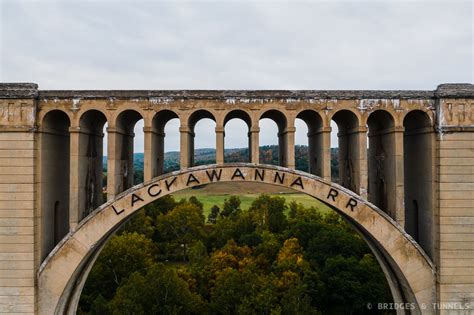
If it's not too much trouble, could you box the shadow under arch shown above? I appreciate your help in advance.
[295,109,324,176]
[39,110,71,261]
[38,164,436,315]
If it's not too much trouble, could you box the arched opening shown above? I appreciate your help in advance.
[189,110,216,166]
[367,110,396,218]
[40,110,70,260]
[102,122,108,192]
[107,110,143,199]
[78,181,396,314]
[39,165,435,315]
[79,110,107,219]
[259,110,287,166]
[330,121,339,183]
[403,110,434,258]
[294,117,309,171]
[331,110,360,193]
[295,110,324,175]
[224,110,251,163]
[132,119,144,185]
[151,110,180,175]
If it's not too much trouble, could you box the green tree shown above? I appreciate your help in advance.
[221,195,242,220]
[110,263,204,315]
[145,195,178,216]
[188,240,208,266]
[210,267,277,314]
[208,205,220,224]
[320,253,392,314]
[155,202,206,260]
[207,216,236,249]
[119,210,154,238]
[189,196,204,211]
[278,273,317,315]
[80,232,156,311]
[286,205,323,249]
[254,230,282,267]
[233,211,259,246]
[249,194,288,233]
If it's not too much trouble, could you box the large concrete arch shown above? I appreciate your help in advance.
[37,164,436,315]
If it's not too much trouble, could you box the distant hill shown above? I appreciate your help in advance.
[104,145,339,184]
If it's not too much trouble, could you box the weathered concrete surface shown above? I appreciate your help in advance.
[436,98,474,314]
[37,164,436,315]
[0,95,37,314]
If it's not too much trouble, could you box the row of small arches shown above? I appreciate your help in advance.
[42,107,432,159]
[43,106,431,133]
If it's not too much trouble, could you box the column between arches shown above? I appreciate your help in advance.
[215,124,225,165]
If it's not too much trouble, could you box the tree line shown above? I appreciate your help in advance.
[103,146,340,186]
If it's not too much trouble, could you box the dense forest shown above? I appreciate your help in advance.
[103,145,340,185]
[79,194,393,314]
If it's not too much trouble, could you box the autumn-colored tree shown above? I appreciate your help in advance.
[275,237,309,273]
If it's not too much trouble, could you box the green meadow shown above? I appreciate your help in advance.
[171,182,333,216]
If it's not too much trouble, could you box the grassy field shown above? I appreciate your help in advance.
[171,182,333,216]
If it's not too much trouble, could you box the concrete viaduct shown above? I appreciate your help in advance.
[0,83,472,314]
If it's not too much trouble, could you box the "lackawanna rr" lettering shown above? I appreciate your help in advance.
[112,167,355,215]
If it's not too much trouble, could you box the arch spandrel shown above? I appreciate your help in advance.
[38,164,436,315]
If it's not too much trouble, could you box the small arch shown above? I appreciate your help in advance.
[40,110,71,261]
[78,110,108,219]
[403,110,434,258]
[108,110,145,195]
[295,110,324,175]
[115,109,143,133]
[331,110,360,193]
[152,110,180,175]
[403,110,432,131]
[224,110,252,163]
[259,110,288,166]
[260,109,287,131]
[367,110,396,218]
[367,110,395,133]
[79,110,108,134]
[224,109,252,128]
[188,109,216,130]
[153,109,179,131]
[188,110,217,166]
[402,108,434,126]
[39,108,72,127]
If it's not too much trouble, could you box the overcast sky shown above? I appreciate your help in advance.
[1,0,472,151]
